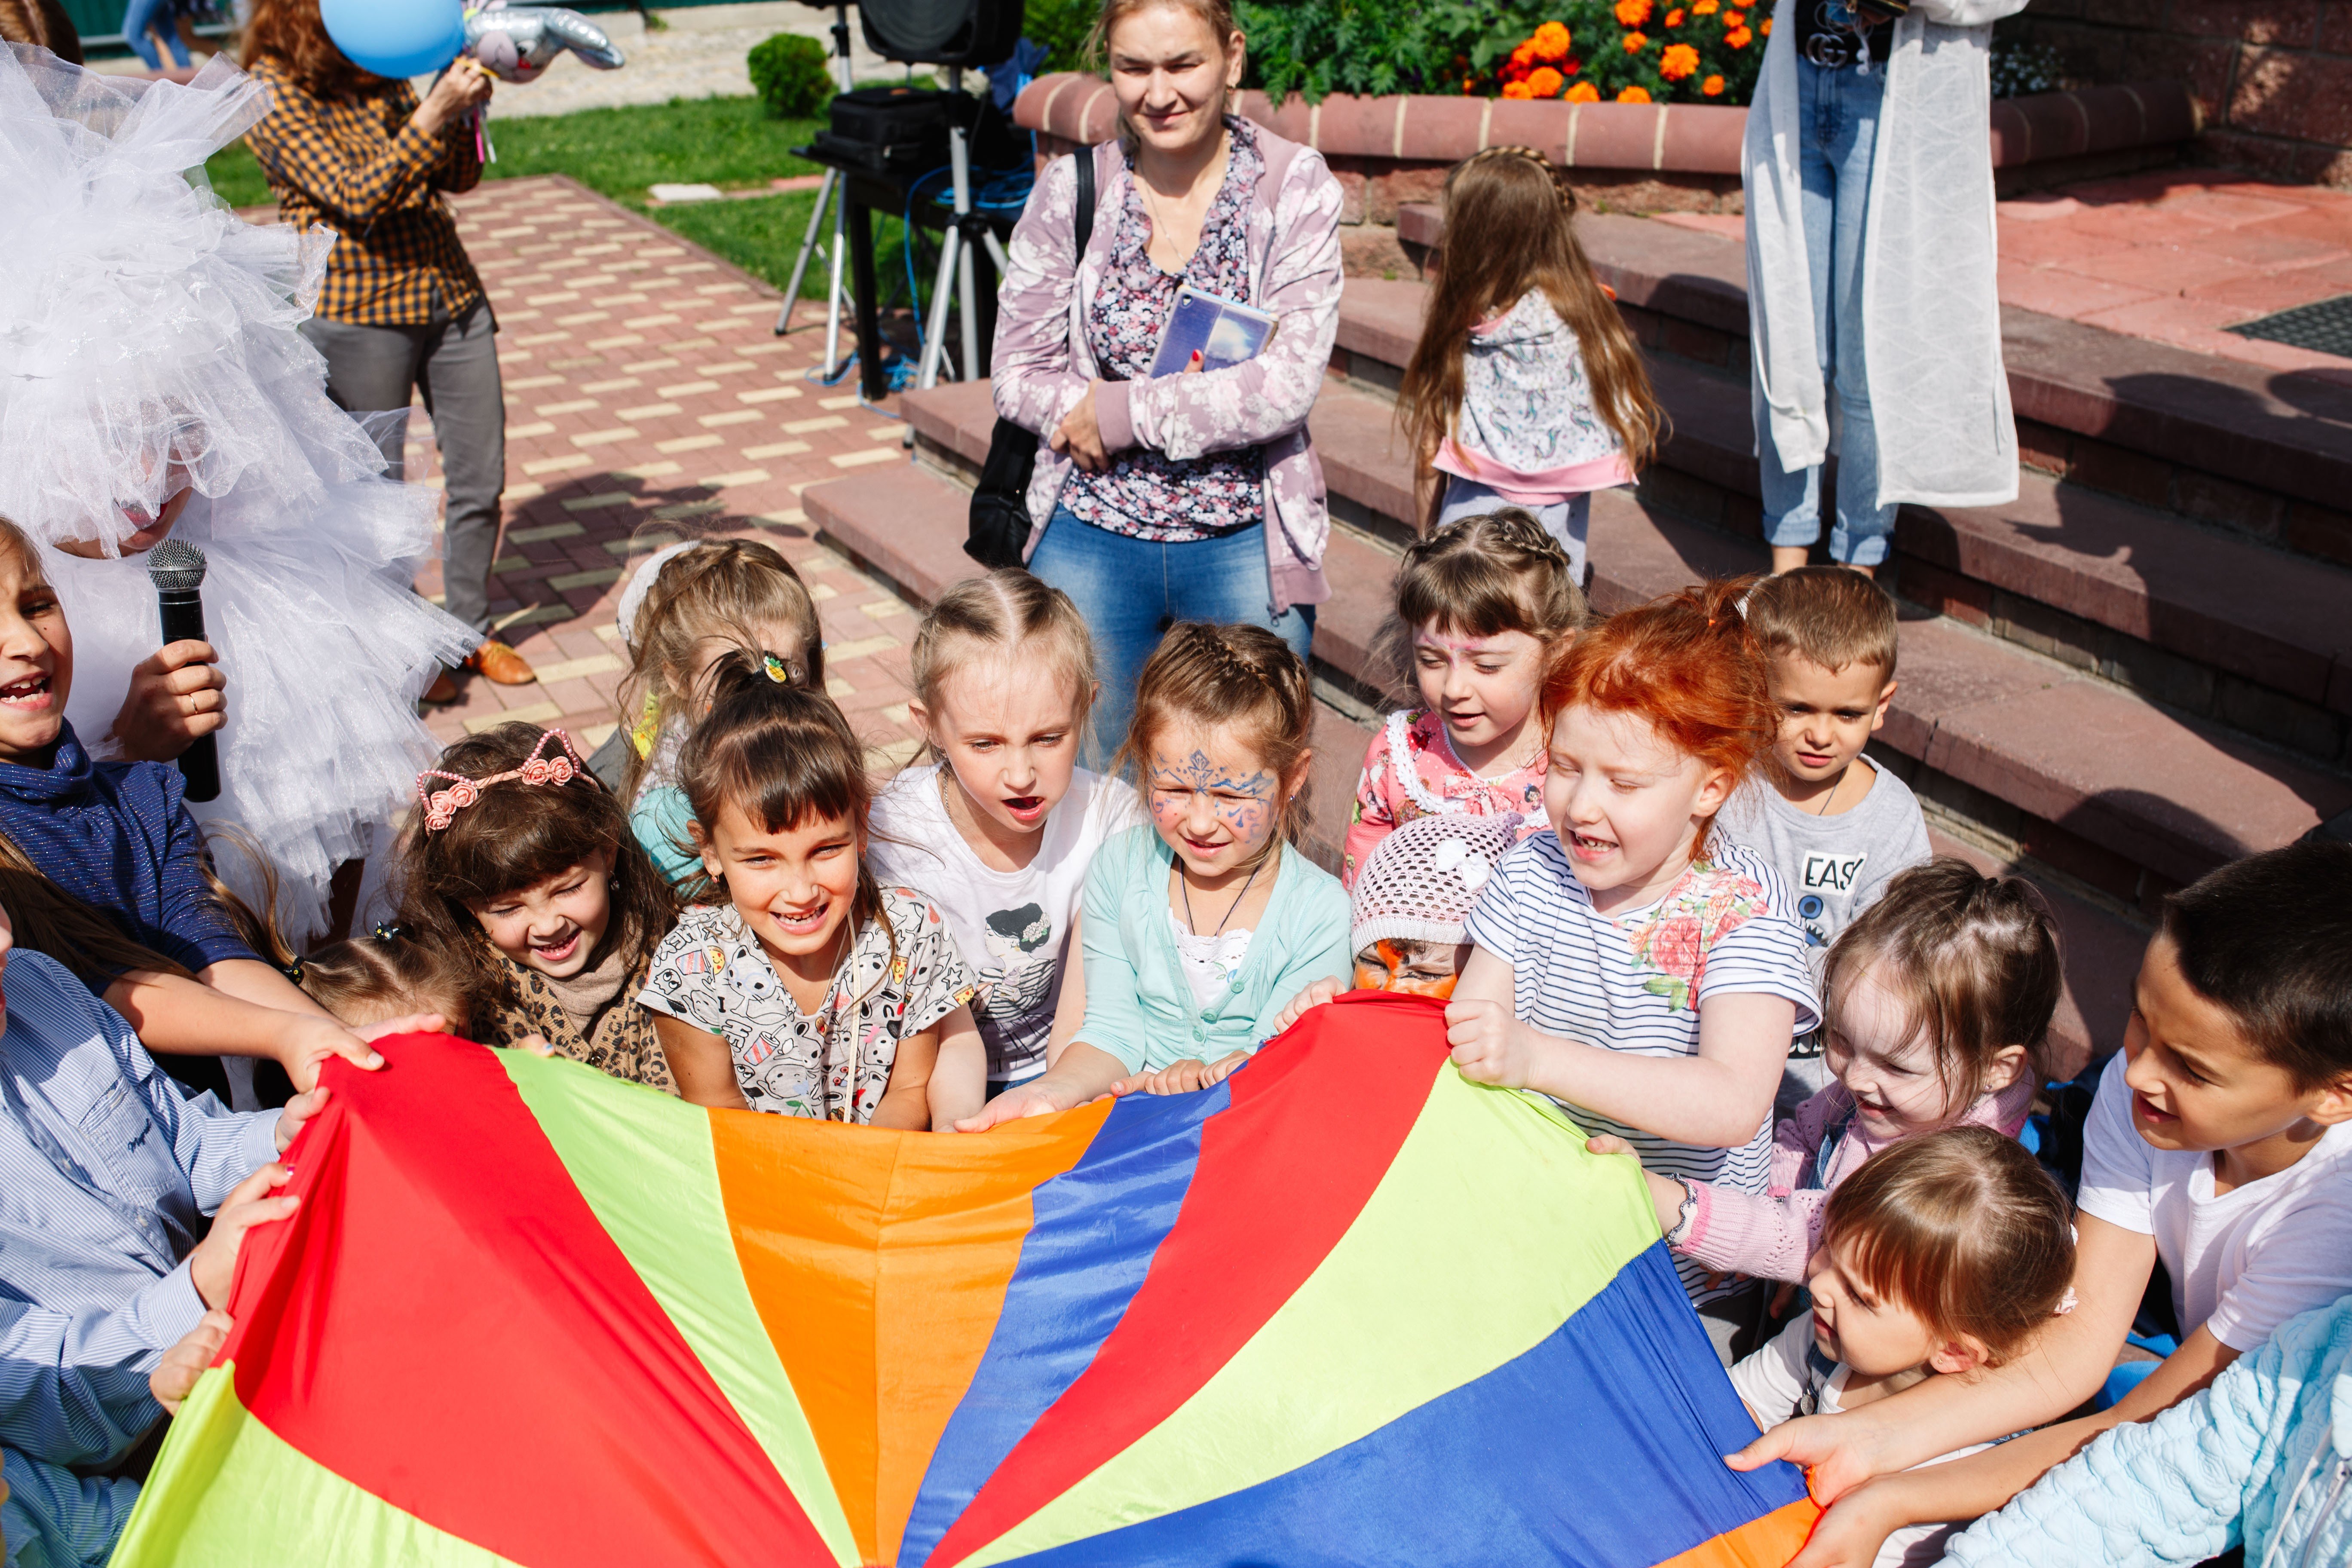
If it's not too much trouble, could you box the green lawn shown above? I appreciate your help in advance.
[200,95,923,301]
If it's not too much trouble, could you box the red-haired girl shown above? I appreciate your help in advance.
[1443,580,1819,1343]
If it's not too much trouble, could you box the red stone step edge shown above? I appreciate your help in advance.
[1332,275,2352,723]
[1013,73,2193,176]
[899,383,2352,892]
[1373,211,2352,542]
[802,429,2129,1071]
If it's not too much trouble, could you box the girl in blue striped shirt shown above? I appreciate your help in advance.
[1445,581,1819,1336]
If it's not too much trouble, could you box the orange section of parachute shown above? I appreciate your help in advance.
[710,1100,1116,1563]
[1652,1497,1824,1568]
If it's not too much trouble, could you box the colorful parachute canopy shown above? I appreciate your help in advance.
[113,992,1818,1567]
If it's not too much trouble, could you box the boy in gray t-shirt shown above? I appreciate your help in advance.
[1720,569,1932,1111]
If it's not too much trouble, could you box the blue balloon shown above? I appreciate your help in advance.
[320,0,466,79]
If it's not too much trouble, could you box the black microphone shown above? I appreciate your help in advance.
[146,539,220,803]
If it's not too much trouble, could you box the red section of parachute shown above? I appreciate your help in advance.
[219,1035,831,1567]
[927,994,1450,1568]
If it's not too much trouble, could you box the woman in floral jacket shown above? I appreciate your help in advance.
[990,0,1344,757]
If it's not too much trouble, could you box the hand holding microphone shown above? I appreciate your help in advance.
[146,540,220,802]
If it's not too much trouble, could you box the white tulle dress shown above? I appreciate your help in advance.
[0,46,479,939]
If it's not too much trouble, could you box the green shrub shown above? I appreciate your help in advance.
[1023,0,1102,74]
[748,33,835,119]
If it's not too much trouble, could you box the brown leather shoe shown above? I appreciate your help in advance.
[465,640,537,686]
[420,669,460,705]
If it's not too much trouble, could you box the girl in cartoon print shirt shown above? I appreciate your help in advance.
[639,654,983,1128]
[959,624,1353,1129]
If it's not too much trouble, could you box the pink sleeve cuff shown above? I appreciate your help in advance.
[1093,379,1136,454]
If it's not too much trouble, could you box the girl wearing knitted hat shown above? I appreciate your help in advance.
[1265,810,1524,1041]
[0,49,477,940]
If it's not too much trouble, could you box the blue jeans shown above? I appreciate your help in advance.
[1029,508,1315,767]
[1759,58,1896,567]
[123,0,191,68]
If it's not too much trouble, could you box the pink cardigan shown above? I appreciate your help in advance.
[989,129,1346,615]
[1673,1075,2038,1283]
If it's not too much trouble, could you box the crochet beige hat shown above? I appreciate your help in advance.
[1350,811,1525,954]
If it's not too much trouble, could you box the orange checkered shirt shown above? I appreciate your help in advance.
[242,58,489,326]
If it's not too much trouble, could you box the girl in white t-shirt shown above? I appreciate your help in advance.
[1449,580,1819,1310]
[869,572,1139,1098]
[1726,1127,2076,1568]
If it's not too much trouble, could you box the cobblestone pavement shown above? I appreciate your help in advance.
[408,172,929,768]
[482,2,906,119]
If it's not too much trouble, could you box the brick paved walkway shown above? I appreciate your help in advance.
[410,173,930,769]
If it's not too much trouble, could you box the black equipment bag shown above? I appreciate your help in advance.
[811,85,951,175]
[966,150,1095,570]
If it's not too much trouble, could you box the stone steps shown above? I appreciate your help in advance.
[808,378,2170,1072]
[1335,266,2352,768]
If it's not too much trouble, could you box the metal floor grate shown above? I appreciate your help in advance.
[2227,294,2352,359]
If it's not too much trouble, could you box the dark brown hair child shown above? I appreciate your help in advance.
[639,653,985,1128]
[395,723,679,1089]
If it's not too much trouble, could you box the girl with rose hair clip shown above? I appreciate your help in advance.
[395,723,681,1090]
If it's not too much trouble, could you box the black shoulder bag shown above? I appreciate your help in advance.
[966,148,1098,570]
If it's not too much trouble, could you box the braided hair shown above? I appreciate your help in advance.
[1381,506,1587,704]
[1114,622,1317,848]
[1398,144,1662,514]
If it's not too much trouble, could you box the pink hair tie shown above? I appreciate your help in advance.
[416,729,585,832]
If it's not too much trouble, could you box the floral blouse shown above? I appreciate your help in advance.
[1059,118,1268,542]
[638,888,977,1123]
[1341,709,1550,888]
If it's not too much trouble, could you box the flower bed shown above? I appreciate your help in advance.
[1487,4,1763,106]
[1235,0,1764,107]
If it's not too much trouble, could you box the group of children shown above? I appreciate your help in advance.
[3,33,2349,1568]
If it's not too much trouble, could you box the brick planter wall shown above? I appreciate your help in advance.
[2008,4,2352,187]
[1015,73,2197,275]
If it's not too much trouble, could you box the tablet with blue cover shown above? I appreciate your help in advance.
[1150,285,1279,377]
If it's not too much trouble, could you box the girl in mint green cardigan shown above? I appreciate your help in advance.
[954,624,1351,1129]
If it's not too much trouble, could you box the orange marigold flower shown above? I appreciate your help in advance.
[1531,20,1572,59]
[1622,29,1649,50]
[1613,0,1651,25]
[1725,24,1752,45]
[1660,41,1700,77]
[1617,84,1653,101]
[1722,9,1744,23]
[1565,80,1602,101]
[1527,65,1565,95]
[1510,40,1537,66]
[1701,72,1726,94]
[1502,80,1536,98]
[1665,7,1685,22]
[1691,0,1718,10]
[1464,77,1479,92]
[1760,15,1772,31]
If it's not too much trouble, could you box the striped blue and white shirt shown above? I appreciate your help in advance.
[1465,832,1820,1300]
[0,950,281,1467]
[1,1446,138,1568]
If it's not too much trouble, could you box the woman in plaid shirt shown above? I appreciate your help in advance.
[240,0,535,696]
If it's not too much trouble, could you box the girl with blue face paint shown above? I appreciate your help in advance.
[954,622,1351,1129]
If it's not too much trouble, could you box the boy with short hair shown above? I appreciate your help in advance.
[1725,839,2352,1567]
[1721,567,1930,1107]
